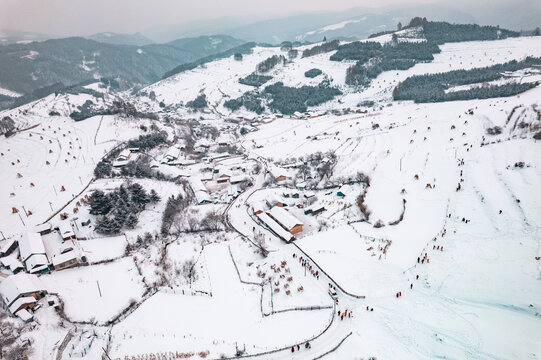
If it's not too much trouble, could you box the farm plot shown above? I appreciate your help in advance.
[40,257,146,323]
[109,243,332,359]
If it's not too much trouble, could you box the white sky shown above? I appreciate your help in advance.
[0,0,436,36]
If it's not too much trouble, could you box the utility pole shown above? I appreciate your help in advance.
[18,213,25,226]
[102,348,112,360]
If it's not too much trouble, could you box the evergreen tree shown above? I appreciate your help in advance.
[128,183,149,208]
[125,213,139,229]
[150,189,161,203]
[94,161,112,178]
[88,190,111,215]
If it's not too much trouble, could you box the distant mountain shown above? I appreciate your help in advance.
[0,29,56,45]
[167,35,245,55]
[0,35,247,108]
[144,1,538,45]
[86,32,155,46]
[142,4,475,44]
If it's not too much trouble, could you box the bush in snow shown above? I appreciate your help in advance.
[486,126,503,135]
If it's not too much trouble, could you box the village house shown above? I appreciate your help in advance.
[268,206,303,235]
[18,232,49,274]
[161,145,182,164]
[112,149,135,167]
[230,174,251,185]
[0,273,47,321]
[216,134,234,146]
[0,256,25,274]
[268,166,289,182]
[189,178,211,205]
[58,221,76,242]
[52,250,78,271]
[33,222,53,235]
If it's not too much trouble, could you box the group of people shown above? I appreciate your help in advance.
[291,342,311,353]
[338,309,353,320]
[417,252,430,264]
[293,253,320,280]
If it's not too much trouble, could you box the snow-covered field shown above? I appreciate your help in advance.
[41,257,146,323]
[0,31,540,360]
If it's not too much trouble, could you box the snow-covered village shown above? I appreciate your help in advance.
[0,1,541,359]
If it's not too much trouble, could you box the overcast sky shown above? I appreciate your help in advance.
[0,0,437,36]
[1,0,536,39]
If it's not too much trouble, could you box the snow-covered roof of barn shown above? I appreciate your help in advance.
[269,206,303,230]
[257,212,293,241]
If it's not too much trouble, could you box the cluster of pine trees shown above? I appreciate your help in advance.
[238,74,273,87]
[393,57,541,103]
[224,91,265,114]
[419,20,519,44]
[331,41,439,62]
[304,68,323,78]
[256,55,286,73]
[331,41,439,86]
[127,133,167,151]
[186,94,208,109]
[302,40,340,58]
[263,82,341,114]
[89,183,160,234]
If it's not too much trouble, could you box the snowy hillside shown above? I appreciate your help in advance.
[0,22,540,360]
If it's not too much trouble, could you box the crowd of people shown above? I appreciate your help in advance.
[293,253,320,280]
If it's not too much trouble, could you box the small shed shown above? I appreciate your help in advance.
[58,221,76,241]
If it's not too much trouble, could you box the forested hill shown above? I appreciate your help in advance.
[0,35,246,109]
[370,18,520,44]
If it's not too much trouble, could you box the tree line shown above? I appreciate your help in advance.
[393,57,541,103]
